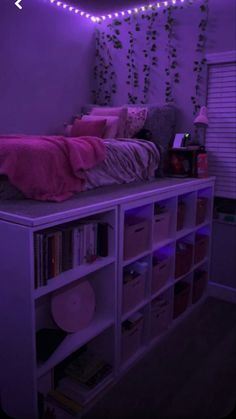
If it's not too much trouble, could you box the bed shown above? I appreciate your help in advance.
[0,104,176,202]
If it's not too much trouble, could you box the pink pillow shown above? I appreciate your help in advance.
[90,106,128,137]
[82,115,119,139]
[70,118,107,138]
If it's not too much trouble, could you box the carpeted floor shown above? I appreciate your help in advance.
[1,297,236,418]
[84,297,236,419]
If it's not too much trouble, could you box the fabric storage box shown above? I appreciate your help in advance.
[122,270,145,314]
[153,208,170,242]
[124,216,149,260]
[194,234,209,264]
[177,201,186,231]
[192,270,207,303]
[152,255,171,294]
[150,294,171,338]
[196,198,208,225]
[173,282,190,319]
[121,312,144,362]
[175,242,193,278]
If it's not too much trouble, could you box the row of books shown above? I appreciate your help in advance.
[34,221,109,288]
[46,349,113,415]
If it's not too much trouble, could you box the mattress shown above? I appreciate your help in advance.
[0,137,160,201]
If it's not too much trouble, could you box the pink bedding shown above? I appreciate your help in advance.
[0,135,105,202]
[0,136,160,202]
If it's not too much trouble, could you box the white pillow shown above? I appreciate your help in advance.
[124,107,148,138]
[82,115,119,139]
[90,106,128,137]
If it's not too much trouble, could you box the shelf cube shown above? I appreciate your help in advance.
[124,217,149,260]
[122,271,146,314]
[177,201,186,231]
[173,281,191,319]
[196,198,208,225]
[153,210,170,242]
[192,270,207,303]
[121,313,144,362]
[175,242,193,278]
[194,234,209,264]
[150,293,172,338]
[152,255,171,294]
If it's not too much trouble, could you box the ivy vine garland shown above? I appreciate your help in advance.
[93,27,117,105]
[93,1,209,110]
[141,10,159,104]
[191,0,209,115]
[163,5,179,104]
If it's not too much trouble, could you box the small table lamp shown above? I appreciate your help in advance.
[193,106,209,146]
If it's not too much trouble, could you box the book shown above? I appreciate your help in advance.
[65,351,112,389]
[47,389,83,416]
[58,374,112,406]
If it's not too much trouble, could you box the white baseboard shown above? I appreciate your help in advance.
[208,282,236,304]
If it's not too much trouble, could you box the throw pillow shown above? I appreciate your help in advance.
[82,115,119,139]
[70,119,107,138]
[125,107,148,138]
[90,106,128,137]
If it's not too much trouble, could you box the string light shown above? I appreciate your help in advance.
[47,0,191,23]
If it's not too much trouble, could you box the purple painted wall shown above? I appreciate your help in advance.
[0,0,94,135]
[93,0,236,133]
[0,0,235,135]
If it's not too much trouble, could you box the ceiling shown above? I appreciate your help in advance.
[68,1,155,14]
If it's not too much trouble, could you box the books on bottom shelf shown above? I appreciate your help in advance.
[47,350,113,415]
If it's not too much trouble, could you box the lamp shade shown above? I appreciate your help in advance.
[194,106,209,126]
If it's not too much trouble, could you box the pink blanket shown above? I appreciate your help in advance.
[0,135,105,201]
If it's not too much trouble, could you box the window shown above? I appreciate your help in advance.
[206,51,236,199]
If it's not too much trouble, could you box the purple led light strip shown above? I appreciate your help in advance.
[47,0,192,22]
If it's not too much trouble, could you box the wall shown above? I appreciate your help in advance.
[93,0,236,134]
[0,0,94,135]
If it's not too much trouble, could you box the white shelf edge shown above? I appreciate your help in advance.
[122,250,151,267]
[151,279,174,300]
[152,237,175,251]
[37,317,114,378]
[121,298,149,322]
[120,345,147,375]
[34,257,115,299]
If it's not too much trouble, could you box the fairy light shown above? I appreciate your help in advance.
[47,0,192,22]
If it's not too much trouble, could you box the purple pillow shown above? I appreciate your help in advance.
[70,118,107,138]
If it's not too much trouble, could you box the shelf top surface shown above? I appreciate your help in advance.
[0,177,215,227]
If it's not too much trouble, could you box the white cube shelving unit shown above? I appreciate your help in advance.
[0,177,215,418]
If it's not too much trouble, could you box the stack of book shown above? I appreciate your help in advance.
[34,221,109,288]
[47,350,113,415]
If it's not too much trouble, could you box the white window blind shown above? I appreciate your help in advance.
[206,61,236,199]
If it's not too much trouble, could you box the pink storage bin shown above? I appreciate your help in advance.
[175,242,193,278]
[122,272,145,314]
[124,216,149,260]
[152,255,171,294]
[121,314,144,362]
[177,201,186,231]
[173,281,190,319]
[196,198,208,225]
[153,210,170,242]
[194,234,209,264]
[150,295,172,339]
